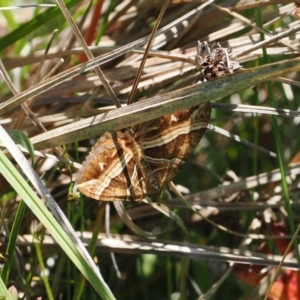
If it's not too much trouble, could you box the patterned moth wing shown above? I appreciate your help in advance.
[76,131,149,201]
[139,102,211,187]
[75,102,211,201]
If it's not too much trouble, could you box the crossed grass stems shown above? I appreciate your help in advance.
[60,2,300,298]
[70,0,300,257]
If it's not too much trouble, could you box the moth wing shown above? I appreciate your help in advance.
[140,102,211,185]
[76,132,147,201]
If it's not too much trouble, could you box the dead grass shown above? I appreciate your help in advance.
[1,1,300,299]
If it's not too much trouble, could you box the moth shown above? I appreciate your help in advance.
[76,103,211,201]
[76,42,240,201]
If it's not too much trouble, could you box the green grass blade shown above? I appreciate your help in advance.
[0,276,14,300]
[0,0,81,52]
[7,130,34,163]
[256,8,299,260]
[1,200,27,285]
[0,150,116,299]
[0,128,116,300]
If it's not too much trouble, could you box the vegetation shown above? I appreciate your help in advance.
[1,0,300,299]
